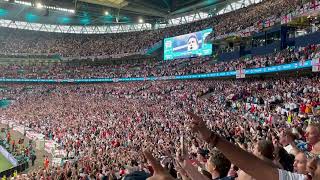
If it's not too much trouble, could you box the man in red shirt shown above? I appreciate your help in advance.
[11,139,15,152]
[44,157,50,169]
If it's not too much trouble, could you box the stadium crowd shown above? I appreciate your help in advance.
[0,43,319,79]
[0,128,35,166]
[0,73,319,179]
[0,0,319,179]
[0,0,306,58]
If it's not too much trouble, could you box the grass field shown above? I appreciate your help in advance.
[0,153,13,173]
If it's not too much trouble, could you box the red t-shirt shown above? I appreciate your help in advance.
[300,104,306,113]
[44,158,49,168]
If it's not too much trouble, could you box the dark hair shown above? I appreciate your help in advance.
[67,171,72,178]
[209,149,231,178]
[201,169,212,179]
[123,171,151,180]
[283,129,297,140]
[197,148,209,158]
[130,160,138,167]
[257,140,274,160]
[188,35,198,44]
[274,147,294,171]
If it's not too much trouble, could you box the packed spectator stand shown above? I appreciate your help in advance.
[0,0,320,179]
[0,74,319,179]
[0,0,306,58]
[0,43,319,79]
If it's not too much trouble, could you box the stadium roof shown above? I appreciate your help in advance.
[0,0,262,33]
[0,0,246,25]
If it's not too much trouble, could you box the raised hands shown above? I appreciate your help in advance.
[175,146,211,180]
[187,112,212,143]
[143,151,175,180]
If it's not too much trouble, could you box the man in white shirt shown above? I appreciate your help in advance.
[278,169,307,180]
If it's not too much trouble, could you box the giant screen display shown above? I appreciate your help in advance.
[163,28,213,60]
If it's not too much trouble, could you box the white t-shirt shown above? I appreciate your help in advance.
[278,169,307,180]
[284,145,294,155]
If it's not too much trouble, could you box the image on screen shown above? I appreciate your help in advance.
[163,28,213,60]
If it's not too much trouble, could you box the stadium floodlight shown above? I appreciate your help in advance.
[139,18,143,23]
[15,0,32,6]
[6,0,75,13]
[36,2,43,9]
[104,11,109,15]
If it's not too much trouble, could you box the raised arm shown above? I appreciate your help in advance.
[187,112,279,180]
[143,151,175,180]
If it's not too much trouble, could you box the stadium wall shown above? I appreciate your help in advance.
[292,31,320,47]
[218,50,241,61]
[251,41,281,55]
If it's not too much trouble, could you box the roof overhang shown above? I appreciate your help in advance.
[78,0,129,9]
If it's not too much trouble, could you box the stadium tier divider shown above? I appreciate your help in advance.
[0,60,314,83]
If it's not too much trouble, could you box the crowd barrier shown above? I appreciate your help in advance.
[1,117,95,171]
[0,118,66,160]
[0,60,314,83]
[0,121,28,177]
[0,145,18,166]
[0,161,28,178]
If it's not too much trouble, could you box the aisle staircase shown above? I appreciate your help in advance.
[0,99,11,109]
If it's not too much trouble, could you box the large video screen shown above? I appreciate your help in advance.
[163,28,213,60]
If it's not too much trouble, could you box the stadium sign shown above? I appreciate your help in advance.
[0,60,313,83]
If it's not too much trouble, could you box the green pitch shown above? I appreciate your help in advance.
[0,153,13,172]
